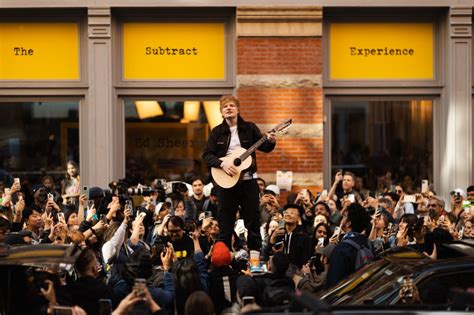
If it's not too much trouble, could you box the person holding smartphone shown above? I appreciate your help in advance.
[328,170,362,206]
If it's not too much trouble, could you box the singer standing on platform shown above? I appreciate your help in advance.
[203,95,276,251]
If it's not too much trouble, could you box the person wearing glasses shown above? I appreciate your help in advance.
[163,215,194,260]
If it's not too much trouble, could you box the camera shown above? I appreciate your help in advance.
[128,186,156,197]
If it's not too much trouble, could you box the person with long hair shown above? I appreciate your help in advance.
[61,160,80,207]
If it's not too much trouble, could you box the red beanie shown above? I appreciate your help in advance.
[211,242,232,267]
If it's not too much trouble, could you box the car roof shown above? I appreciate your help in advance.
[0,244,81,271]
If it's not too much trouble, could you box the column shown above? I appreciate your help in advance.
[82,7,121,187]
[440,7,472,199]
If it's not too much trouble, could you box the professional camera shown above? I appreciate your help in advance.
[127,186,156,197]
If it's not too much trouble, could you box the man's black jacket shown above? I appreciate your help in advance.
[202,115,275,175]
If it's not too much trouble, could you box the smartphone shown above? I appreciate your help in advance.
[421,180,429,193]
[81,185,89,199]
[99,299,112,315]
[99,214,106,223]
[347,194,355,203]
[87,199,95,209]
[204,211,212,218]
[133,278,147,298]
[404,195,416,203]
[4,188,11,195]
[52,306,74,315]
[14,177,20,185]
[318,237,325,246]
[334,226,341,236]
[278,220,286,229]
[375,208,382,218]
[242,296,255,306]
[57,212,65,222]
[48,193,54,201]
[320,189,328,198]
[422,216,430,226]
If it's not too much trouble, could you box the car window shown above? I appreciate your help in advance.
[320,259,389,304]
[417,270,474,305]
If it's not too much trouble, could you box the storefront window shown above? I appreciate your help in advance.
[124,99,219,183]
[331,100,433,193]
[0,101,79,188]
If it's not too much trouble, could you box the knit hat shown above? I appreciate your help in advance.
[211,241,232,267]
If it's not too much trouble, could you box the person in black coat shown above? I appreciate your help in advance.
[61,248,117,315]
[202,95,276,251]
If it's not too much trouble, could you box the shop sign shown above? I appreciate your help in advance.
[123,23,225,80]
[0,23,79,80]
[329,23,434,80]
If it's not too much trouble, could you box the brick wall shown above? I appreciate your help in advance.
[237,38,322,75]
[236,37,324,192]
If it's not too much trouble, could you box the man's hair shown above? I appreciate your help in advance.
[379,197,393,209]
[256,177,266,185]
[467,185,474,193]
[347,203,370,233]
[431,195,445,209]
[270,252,289,277]
[283,203,303,217]
[168,215,185,229]
[22,206,42,222]
[185,291,215,315]
[219,95,240,111]
[75,248,96,275]
[384,192,400,203]
[236,275,257,298]
[343,171,356,182]
[315,201,331,216]
[190,176,204,185]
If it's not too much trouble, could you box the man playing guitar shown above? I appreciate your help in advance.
[203,95,276,251]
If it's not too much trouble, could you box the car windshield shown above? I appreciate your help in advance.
[320,251,429,305]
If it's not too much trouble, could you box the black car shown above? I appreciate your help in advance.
[319,240,474,307]
[0,244,81,315]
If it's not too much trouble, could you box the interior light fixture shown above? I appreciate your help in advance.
[135,101,163,119]
[203,101,222,129]
[182,101,200,123]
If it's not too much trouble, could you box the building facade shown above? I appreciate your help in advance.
[0,0,472,201]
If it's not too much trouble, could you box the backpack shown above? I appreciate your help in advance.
[262,278,295,306]
[342,238,374,270]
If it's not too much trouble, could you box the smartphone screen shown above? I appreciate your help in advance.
[347,194,355,203]
[99,299,112,315]
[242,296,255,306]
[404,195,416,203]
[421,180,429,193]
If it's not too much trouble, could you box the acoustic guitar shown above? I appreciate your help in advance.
[211,119,292,189]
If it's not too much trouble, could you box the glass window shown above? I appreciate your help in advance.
[331,100,433,193]
[124,99,219,183]
[0,101,79,188]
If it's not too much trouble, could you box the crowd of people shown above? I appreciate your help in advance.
[0,167,473,315]
[0,96,473,315]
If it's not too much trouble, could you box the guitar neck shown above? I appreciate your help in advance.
[239,135,268,161]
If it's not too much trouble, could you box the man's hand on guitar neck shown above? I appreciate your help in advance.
[220,160,238,177]
[266,131,277,143]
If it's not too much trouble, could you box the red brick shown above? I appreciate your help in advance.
[237,38,322,75]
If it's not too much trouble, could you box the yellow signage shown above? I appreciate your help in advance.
[0,23,79,80]
[123,23,225,80]
[329,23,434,80]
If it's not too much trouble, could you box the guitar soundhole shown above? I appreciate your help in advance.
[233,158,242,166]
